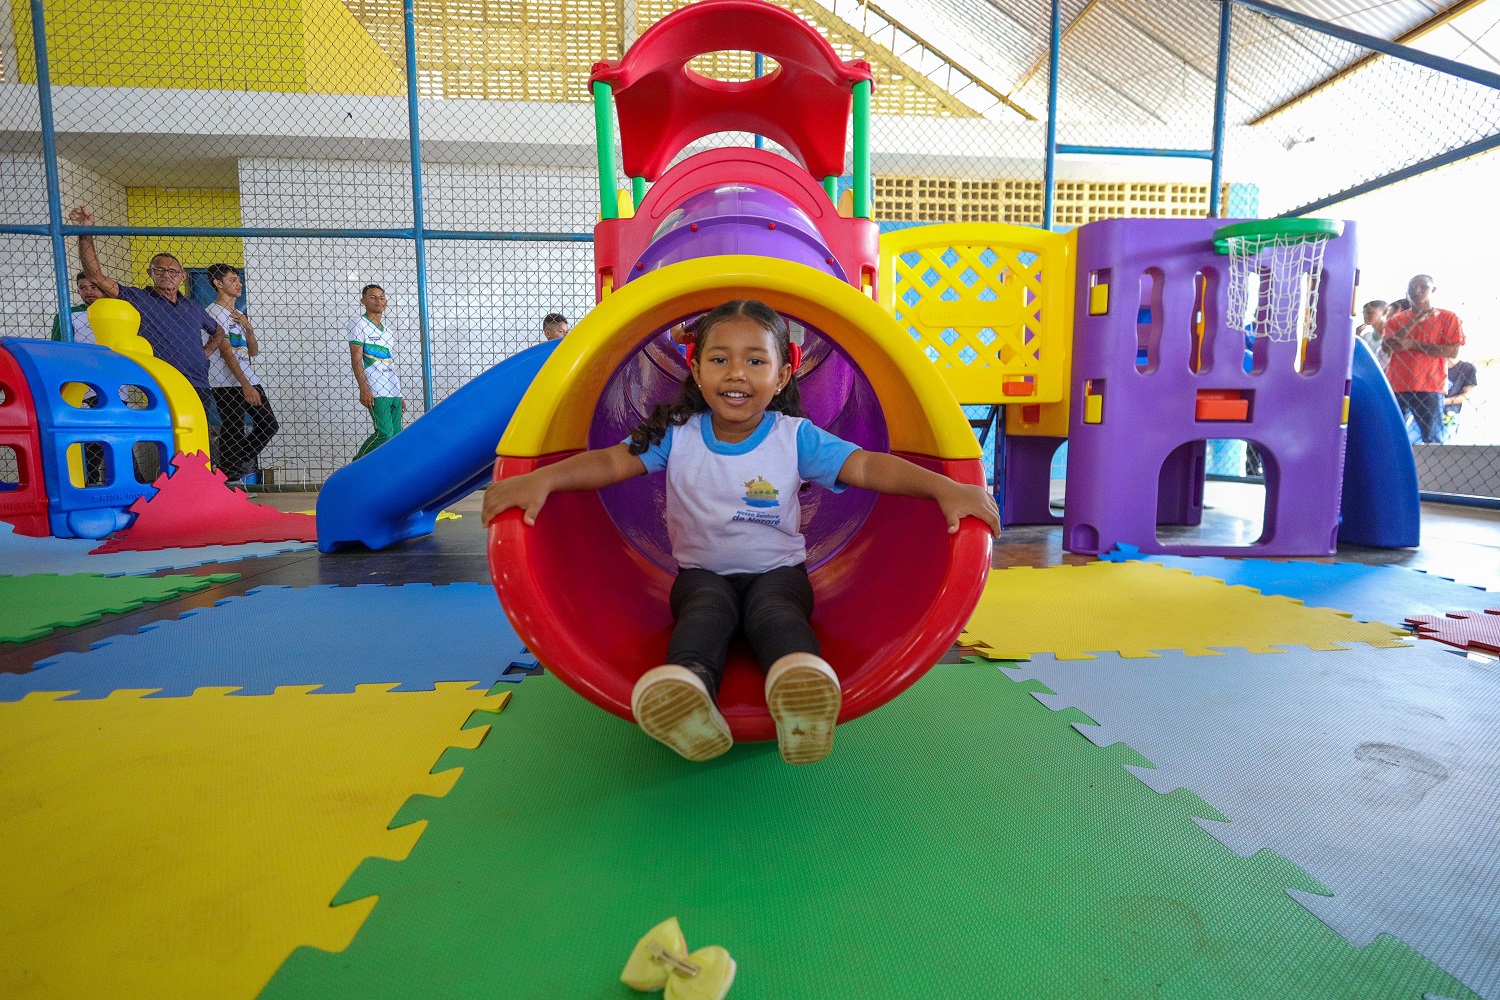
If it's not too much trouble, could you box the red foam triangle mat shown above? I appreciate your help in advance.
[1405,608,1500,655]
[91,452,317,553]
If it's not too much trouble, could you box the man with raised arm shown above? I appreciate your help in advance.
[70,205,260,469]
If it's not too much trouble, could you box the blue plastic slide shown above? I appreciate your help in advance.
[1338,337,1420,548]
[316,339,559,552]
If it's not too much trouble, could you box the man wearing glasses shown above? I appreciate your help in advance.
[70,205,232,469]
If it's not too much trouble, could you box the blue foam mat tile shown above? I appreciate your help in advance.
[0,519,315,576]
[0,583,529,700]
[1099,545,1493,626]
[1001,643,1500,1000]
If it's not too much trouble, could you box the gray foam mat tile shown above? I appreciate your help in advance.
[1002,643,1500,999]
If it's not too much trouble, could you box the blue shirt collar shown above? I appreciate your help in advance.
[698,410,776,454]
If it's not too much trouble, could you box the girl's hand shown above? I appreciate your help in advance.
[482,475,551,527]
[937,481,1001,537]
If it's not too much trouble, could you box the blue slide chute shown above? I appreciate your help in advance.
[316,339,559,552]
[1338,337,1420,548]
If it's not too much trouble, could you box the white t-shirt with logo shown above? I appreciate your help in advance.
[346,315,402,398]
[204,302,261,388]
[633,411,861,576]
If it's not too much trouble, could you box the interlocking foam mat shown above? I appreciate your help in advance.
[959,561,1411,660]
[0,681,506,1000]
[1408,608,1500,655]
[0,519,314,576]
[92,452,316,552]
[2,583,534,699]
[258,670,1475,1000]
[1004,644,1500,999]
[1101,546,1496,626]
[0,571,239,644]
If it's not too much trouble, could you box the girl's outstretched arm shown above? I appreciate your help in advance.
[482,443,647,526]
[837,450,1001,537]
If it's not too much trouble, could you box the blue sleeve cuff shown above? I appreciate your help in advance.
[797,419,861,492]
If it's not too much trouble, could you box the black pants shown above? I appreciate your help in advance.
[213,385,280,478]
[667,564,819,699]
[1396,391,1444,445]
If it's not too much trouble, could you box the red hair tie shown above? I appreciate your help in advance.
[685,340,802,372]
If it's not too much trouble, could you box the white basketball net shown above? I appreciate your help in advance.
[1224,230,1332,342]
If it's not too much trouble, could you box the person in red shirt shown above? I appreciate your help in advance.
[1382,274,1464,444]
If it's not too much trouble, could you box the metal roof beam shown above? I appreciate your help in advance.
[1250,0,1490,125]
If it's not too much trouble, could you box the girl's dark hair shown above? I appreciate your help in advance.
[628,299,805,454]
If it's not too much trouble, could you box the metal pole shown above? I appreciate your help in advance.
[1209,0,1231,218]
[593,82,619,220]
[30,0,71,340]
[1043,0,1060,231]
[1280,129,1500,217]
[402,0,433,411]
[754,53,765,150]
[852,81,872,219]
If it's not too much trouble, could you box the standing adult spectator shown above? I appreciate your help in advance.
[1355,299,1389,369]
[1382,275,1464,445]
[543,312,570,341]
[1444,358,1479,442]
[49,273,103,343]
[205,264,278,483]
[70,204,233,467]
[347,284,404,460]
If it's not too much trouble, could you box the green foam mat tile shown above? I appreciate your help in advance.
[259,669,1476,1000]
[0,572,240,644]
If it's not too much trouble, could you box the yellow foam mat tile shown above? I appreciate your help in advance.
[961,561,1411,660]
[0,681,506,1000]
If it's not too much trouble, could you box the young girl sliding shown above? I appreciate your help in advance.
[482,300,999,765]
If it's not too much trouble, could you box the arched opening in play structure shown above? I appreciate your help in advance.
[489,259,990,743]
[1154,437,1268,549]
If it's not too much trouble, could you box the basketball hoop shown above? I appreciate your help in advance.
[1214,218,1343,343]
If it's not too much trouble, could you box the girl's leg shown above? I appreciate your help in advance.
[633,569,740,762]
[744,565,841,765]
[666,569,742,698]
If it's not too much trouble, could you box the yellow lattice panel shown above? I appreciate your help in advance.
[878,222,1075,405]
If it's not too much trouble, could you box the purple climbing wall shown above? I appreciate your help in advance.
[1063,217,1357,557]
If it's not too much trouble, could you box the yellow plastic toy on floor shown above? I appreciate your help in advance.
[623,917,736,1000]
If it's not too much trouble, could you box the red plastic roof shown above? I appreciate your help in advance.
[590,0,874,181]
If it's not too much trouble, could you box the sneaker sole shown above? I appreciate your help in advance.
[634,678,733,762]
[767,666,841,765]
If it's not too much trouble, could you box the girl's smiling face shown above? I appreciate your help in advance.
[691,316,793,441]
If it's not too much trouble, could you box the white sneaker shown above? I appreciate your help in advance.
[765,653,842,765]
[631,665,733,762]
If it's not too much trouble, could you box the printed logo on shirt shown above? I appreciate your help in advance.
[741,476,780,508]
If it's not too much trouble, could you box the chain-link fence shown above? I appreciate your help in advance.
[0,0,1497,501]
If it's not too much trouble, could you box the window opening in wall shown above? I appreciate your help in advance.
[132,442,167,485]
[119,385,152,410]
[1136,270,1162,373]
[0,445,21,490]
[66,442,110,488]
[1188,270,1211,373]
[60,382,103,408]
[1155,438,1266,548]
[1049,439,1068,515]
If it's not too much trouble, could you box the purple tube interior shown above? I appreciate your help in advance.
[590,183,888,572]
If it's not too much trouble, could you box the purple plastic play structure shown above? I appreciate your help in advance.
[1062,218,1358,557]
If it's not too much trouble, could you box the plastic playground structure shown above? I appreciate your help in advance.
[0,0,1424,738]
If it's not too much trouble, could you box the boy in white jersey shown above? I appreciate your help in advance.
[346,283,404,460]
[204,264,278,483]
[482,300,1000,766]
[49,273,102,344]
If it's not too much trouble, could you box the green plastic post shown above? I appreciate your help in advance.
[852,81,872,220]
[823,176,838,204]
[593,81,619,221]
[632,176,647,210]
